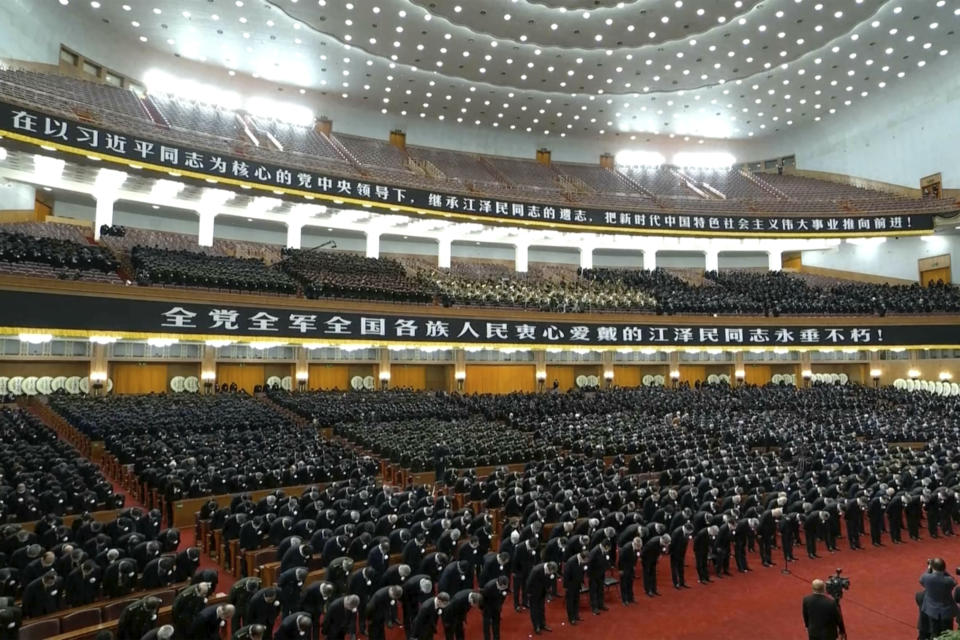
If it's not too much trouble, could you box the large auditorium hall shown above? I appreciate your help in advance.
[1,1,960,639]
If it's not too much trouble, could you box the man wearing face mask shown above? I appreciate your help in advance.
[191,603,236,640]
[381,563,411,629]
[347,566,379,637]
[441,589,482,640]
[617,537,641,605]
[365,585,403,640]
[140,623,175,640]
[402,574,434,637]
[438,561,473,596]
[22,570,62,618]
[641,534,670,598]
[281,544,314,574]
[587,540,611,615]
[0,603,22,640]
[367,540,391,576]
[299,581,335,640]
[278,566,309,617]
[142,555,176,589]
[247,586,281,640]
[231,623,266,640]
[563,550,587,625]
[65,558,101,606]
[512,536,538,612]
[172,581,211,639]
[275,612,312,640]
[228,577,263,632]
[174,547,201,582]
[116,595,162,640]
[694,525,718,584]
[322,594,360,640]
[526,561,558,635]
[104,557,139,598]
[412,591,450,640]
[480,575,509,640]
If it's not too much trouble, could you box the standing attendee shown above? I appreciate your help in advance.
[801,579,845,640]
[586,541,610,614]
[640,535,669,597]
[617,537,641,605]
[365,585,403,640]
[526,562,557,635]
[563,551,586,624]
[480,576,509,640]
[411,592,450,640]
[919,558,958,637]
[440,590,481,640]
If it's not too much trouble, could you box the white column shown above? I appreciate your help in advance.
[197,210,216,247]
[437,237,452,269]
[641,249,656,271]
[93,195,115,240]
[704,249,719,272]
[579,245,594,270]
[286,222,303,250]
[767,249,782,271]
[515,243,529,273]
[366,232,380,259]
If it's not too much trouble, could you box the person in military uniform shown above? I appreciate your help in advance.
[172,581,211,639]
[116,596,162,640]
[228,577,262,632]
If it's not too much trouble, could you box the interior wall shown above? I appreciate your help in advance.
[802,236,960,284]
[217,363,265,393]
[307,363,377,391]
[464,364,536,394]
[111,362,167,394]
[744,363,800,386]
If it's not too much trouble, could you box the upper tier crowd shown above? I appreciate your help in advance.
[2,223,959,316]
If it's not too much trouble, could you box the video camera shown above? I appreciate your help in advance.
[825,568,850,602]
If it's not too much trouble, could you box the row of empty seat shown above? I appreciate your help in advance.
[0,68,953,215]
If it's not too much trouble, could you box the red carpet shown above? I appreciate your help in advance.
[459,532,960,640]
[108,472,957,638]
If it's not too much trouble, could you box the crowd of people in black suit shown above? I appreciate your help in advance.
[1,408,123,524]
[130,246,298,294]
[3,384,960,639]
[280,249,431,303]
[0,229,118,276]
[0,505,207,626]
[49,394,379,525]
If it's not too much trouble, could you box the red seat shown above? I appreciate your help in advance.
[19,619,60,640]
[60,607,102,632]
[103,598,136,622]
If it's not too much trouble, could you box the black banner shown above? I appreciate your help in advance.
[0,100,941,237]
[1,290,958,347]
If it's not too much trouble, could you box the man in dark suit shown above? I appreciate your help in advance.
[801,579,846,640]
[919,558,958,636]
[563,551,586,625]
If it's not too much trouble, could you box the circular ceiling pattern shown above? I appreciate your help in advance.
[68,0,959,140]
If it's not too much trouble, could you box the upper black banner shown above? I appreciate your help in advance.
[1,289,957,348]
[0,100,939,237]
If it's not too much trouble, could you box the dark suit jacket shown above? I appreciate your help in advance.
[919,571,959,620]
[802,593,844,640]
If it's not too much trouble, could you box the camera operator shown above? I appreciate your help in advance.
[919,558,958,636]
[802,579,846,640]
